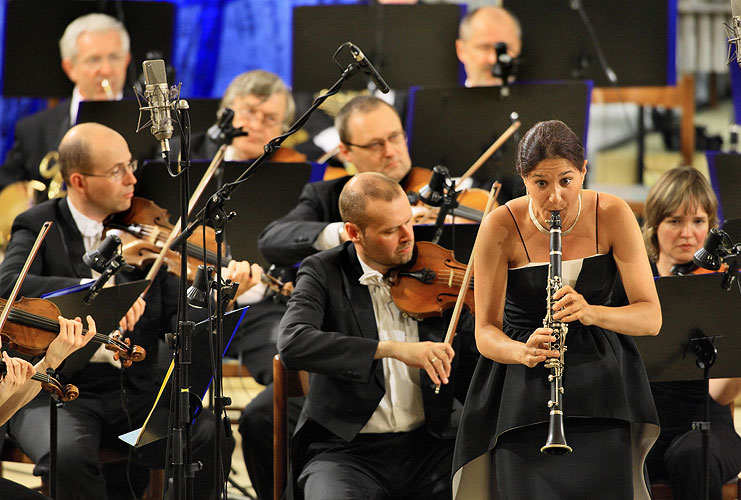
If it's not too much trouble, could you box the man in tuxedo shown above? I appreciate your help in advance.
[258,95,413,267]
[0,13,131,191]
[277,172,477,500]
[455,6,521,88]
[0,122,255,500]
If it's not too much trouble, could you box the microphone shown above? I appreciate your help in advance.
[491,42,514,80]
[207,108,248,146]
[730,0,741,67]
[418,165,450,207]
[83,234,122,273]
[142,59,174,155]
[83,235,133,305]
[348,43,390,94]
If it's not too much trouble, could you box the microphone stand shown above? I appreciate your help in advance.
[169,43,365,500]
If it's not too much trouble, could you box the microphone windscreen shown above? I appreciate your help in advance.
[143,59,168,86]
[83,234,122,272]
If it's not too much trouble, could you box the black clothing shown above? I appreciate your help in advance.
[278,241,478,500]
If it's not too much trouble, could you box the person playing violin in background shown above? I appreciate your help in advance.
[277,172,477,500]
[259,95,418,268]
[0,316,96,500]
[0,122,256,500]
[641,166,741,500]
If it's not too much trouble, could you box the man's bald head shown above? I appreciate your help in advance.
[339,172,406,231]
[58,123,125,182]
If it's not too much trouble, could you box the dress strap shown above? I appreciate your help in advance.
[505,203,531,263]
[595,192,600,254]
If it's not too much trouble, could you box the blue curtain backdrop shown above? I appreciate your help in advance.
[0,0,356,163]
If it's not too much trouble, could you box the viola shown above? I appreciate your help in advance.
[387,241,474,319]
[0,359,79,402]
[107,197,228,283]
[0,296,145,367]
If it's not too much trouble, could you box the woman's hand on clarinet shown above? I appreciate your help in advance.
[552,286,595,325]
[521,328,559,368]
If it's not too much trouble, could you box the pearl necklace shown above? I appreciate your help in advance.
[528,194,582,236]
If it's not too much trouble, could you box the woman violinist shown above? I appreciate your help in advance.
[641,166,741,500]
[0,314,95,500]
[452,120,661,500]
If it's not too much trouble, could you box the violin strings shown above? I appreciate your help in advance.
[6,309,118,345]
[132,223,222,264]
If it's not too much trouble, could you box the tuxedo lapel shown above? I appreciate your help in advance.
[341,244,384,388]
[57,198,92,279]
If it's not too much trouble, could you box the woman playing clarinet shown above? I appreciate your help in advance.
[452,120,661,500]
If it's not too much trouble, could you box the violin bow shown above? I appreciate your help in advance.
[458,120,520,185]
[0,221,52,333]
[143,144,227,285]
[435,182,500,395]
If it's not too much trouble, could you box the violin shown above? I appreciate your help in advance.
[0,359,79,402]
[107,197,227,283]
[388,241,474,319]
[403,167,489,224]
[0,297,145,367]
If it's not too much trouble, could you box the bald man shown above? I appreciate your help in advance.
[0,123,255,500]
[456,6,521,87]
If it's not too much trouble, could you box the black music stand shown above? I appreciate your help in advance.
[292,4,463,92]
[414,223,479,264]
[119,307,248,448]
[2,0,174,98]
[503,0,675,87]
[633,273,741,500]
[406,82,591,200]
[77,98,221,161]
[136,160,315,268]
[706,152,741,226]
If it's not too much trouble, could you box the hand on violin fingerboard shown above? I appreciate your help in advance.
[0,351,35,406]
[223,260,263,301]
[43,315,98,370]
[375,340,455,387]
[119,296,147,333]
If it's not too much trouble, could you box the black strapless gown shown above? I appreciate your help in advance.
[452,253,660,500]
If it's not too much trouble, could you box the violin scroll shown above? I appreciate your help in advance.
[106,331,146,368]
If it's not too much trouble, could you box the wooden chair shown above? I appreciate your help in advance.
[272,354,309,500]
[0,441,165,500]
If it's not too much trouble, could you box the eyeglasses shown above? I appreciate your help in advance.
[79,53,128,70]
[80,159,138,181]
[233,105,282,128]
[344,130,406,154]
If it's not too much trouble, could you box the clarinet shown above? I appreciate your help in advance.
[540,211,572,455]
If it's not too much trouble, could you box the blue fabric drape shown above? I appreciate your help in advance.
[0,0,356,164]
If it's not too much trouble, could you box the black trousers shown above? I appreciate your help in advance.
[238,383,304,500]
[7,366,228,500]
[0,478,48,500]
[299,426,455,500]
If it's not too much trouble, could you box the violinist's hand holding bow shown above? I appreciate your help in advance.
[522,329,559,368]
[223,260,262,309]
[552,286,596,325]
[119,297,146,332]
[376,340,455,386]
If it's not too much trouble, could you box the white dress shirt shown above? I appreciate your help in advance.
[357,255,424,434]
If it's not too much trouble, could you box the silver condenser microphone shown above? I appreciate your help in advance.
[727,1,741,66]
[142,59,173,154]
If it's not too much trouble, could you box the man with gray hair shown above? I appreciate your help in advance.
[187,69,307,163]
[0,12,131,191]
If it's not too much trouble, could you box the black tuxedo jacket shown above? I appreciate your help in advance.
[258,175,351,267]
[0,99,71,191]
[0,197,180,394]
[277,242,478,478]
